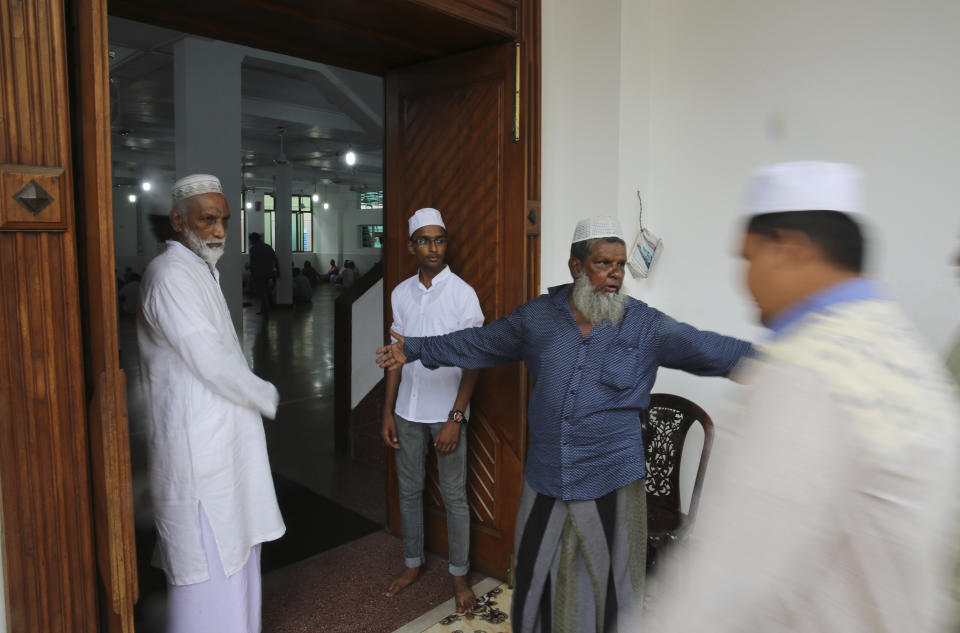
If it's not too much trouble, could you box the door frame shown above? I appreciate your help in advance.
[57,0,539,627]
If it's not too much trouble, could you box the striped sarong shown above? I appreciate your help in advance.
[511,478,647,633]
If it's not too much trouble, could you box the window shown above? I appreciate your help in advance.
[359,224,383,248]
[240,194,247,252]
[260,193,312,251]
[359,190,383,209]
[262,194,276,246]
[291,194,313,252]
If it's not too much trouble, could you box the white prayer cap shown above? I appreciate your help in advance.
[171,174,223,204]
[408,207,446,236]
[572,216,625,243]
[745,161,863,216]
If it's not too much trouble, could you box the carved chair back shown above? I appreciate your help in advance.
[641,393,714,544]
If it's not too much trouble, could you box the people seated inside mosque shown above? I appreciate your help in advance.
[327,258,340,282]
[301,260,321,286]
[292,267,313,303]
[336,260,356,289]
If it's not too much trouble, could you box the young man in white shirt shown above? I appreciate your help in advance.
[381,207,484,613]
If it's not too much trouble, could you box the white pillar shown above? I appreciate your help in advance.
[274,164,293,305]
[337,202,346,266]
[246,190,265,237]
[174,37,244,335]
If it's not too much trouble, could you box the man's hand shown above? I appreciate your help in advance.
[434,420,460,454]
[376,329,407,370]
[381,411,400,449]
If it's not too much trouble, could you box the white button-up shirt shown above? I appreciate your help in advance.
[391,266,484,423]
[137,241,285,585]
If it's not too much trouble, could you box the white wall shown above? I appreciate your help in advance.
[313,184,383,275]
[544,0,960,503]
[351,279,385,407]
[541,0,623,287]
[114,183,168,279]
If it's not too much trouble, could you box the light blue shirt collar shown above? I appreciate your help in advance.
[767,277,884,339]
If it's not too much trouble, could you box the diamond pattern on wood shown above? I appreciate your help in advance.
[398,82,503,319]
[403,79,506,528]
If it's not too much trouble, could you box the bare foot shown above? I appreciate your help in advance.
[452,575,476,613]
[383,566,420,598]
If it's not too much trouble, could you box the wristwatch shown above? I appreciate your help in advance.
[449,409,467,425]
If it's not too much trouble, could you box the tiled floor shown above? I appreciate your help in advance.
[238,284,387,522]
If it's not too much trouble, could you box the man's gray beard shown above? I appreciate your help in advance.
[571,274,626,326]
[183,226,225,265]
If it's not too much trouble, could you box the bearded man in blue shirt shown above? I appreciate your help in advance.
[377,216,752,633]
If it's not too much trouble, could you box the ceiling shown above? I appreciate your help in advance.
[108,16,386,196]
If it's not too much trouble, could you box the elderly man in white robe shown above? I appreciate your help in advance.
[138,174,285,633]
[644,162,960,633]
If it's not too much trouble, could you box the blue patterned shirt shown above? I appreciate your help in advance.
[403,283,752,500]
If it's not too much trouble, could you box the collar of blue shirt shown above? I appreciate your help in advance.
[547,282,574,307]
[767,277,884,339]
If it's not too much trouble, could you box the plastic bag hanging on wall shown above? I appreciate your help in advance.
[627,191,663,279]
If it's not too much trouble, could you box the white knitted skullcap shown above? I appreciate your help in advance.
[172,174,223,204]
[572,216,625,243]
[745,161,863,216]
[408,207,446,236]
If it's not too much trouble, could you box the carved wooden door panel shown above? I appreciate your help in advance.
[0,0,100,630]
[70,0,139,631]
[0,0,137,631]
[385,42,527,578]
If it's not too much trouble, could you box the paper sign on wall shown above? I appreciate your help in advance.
[627,191,663,279]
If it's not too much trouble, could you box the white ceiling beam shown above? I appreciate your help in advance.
[241,96,363,133]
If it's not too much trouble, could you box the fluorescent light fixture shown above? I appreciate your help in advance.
[345,150,356,166]
[128,194,137,203]
[141,181,152,192]
[323,202,330,210]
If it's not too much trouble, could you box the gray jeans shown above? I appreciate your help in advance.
[394,414,471,576]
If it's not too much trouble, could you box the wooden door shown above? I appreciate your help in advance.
[0,0,137,630]
[70,0,139,631]
[0,0,100,630]
[384,42,529,578]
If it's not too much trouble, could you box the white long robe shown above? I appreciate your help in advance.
[138,241,285,585]
[646,298,960,633]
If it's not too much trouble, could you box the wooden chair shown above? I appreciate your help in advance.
[641,393,714,572]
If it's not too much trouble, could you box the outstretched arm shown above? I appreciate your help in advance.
[376,329,407,370]
[409,310,525,370]
[657,316,753,377]
[378,308,525,371]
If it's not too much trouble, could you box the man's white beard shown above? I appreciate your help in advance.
[183,226,225,265]
[571,274,626,326]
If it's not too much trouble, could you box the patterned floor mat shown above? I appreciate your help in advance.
[420,583,512,633]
